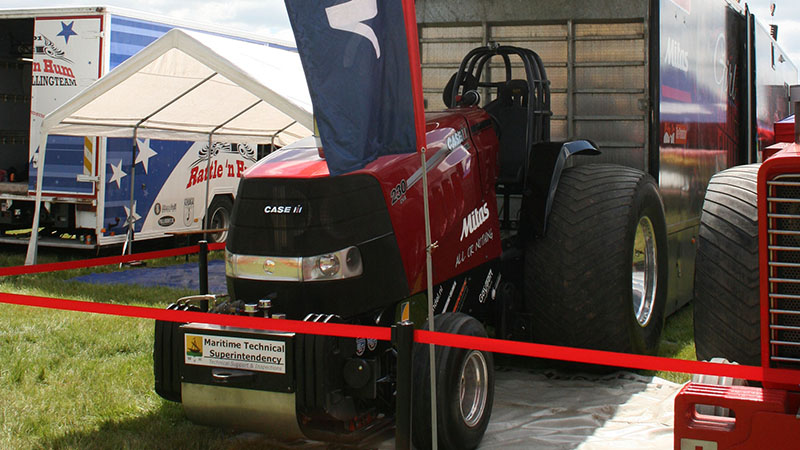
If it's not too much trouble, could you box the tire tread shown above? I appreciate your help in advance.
[693,164,760,365]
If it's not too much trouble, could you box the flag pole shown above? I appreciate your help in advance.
[420,146,438,449]
[401,0,437,447]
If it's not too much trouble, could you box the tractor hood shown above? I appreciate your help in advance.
[226,108,502,317]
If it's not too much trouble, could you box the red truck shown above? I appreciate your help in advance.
[677,92,800,448]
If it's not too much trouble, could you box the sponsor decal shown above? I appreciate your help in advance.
[456,228,494,268]
[32,35,77,87]
[663,123,688,145]
[452,279,469,312]
[264,204,304,214]
[185,143,256,189]
[460,202,490,242]
[478,269,494,303]
[432,284,444,310]
[713,33,737,101]
[186,159,247,189]
[355,338,366,356]
[183,198,195,227]
[446,128,467,151]
[400,302,410,322]
[185,333,286,374]
[325,0,381,59]
[441,281,458,313]
[491,273,503,302]
[664,37,689,73]
[158,216,175,227]
[390,179,407,205]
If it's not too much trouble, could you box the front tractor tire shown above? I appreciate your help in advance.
[693,165,761,366]
[412,313,494,450]
[525,164,668,355]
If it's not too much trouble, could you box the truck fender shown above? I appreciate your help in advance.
[525,140,600,236]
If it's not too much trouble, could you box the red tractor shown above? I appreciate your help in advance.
[676,103,800,448]
[153,44,670,449]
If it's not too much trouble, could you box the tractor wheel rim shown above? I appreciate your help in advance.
[459,350,488,428]
[631,216,657,327]
[209,206,229,242]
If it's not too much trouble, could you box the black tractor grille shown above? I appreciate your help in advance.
[767,174,800,369]
[225,174,409,319]
[228,174,393,256]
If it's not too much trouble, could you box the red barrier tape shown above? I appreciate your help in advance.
[2,291,799,386]
[415,330,800,386]
[0,293,389,341]
[0,242,225,277]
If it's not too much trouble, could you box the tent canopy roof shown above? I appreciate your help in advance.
[42,28,313,146]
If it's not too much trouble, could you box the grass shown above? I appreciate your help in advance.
[655,303,696,383]
[0,247,699,448]
[0,305,228,449]
[0,248,245,449]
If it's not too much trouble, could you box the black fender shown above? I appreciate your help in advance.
[524,140,600,237]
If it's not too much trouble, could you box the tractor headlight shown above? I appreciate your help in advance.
[317,254,340,277]
[303,246,363,281]
[227,246,363,282]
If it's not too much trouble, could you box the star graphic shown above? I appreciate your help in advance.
[57,21,78,44]
[123,201,142,226]
[108,160,127,189]
[135,139,158,174]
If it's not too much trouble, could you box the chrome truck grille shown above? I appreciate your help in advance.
[767,174,800,369]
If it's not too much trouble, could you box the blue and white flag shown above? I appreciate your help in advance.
[285,0,422,176]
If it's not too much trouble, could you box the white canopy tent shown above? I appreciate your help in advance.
[25,28,313,265]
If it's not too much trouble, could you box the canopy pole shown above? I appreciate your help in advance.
[203,133,214,242]
[122,72,220,255]
[24,132,50,266]
[201,99,264,241]
[271,120,297,150]
[122,127,139,257]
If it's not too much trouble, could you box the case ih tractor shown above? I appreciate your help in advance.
[153,44,669,449]
[675,106,800,448]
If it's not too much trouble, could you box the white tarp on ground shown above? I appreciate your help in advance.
[234,369,680,449]
[27,28,314,265]
[481,370,677,449]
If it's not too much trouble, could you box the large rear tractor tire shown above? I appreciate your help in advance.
[412,313,494,450]
[525,164,668,355]
[693,165,760,366]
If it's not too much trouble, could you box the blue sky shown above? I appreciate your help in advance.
[3,0,799,74]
